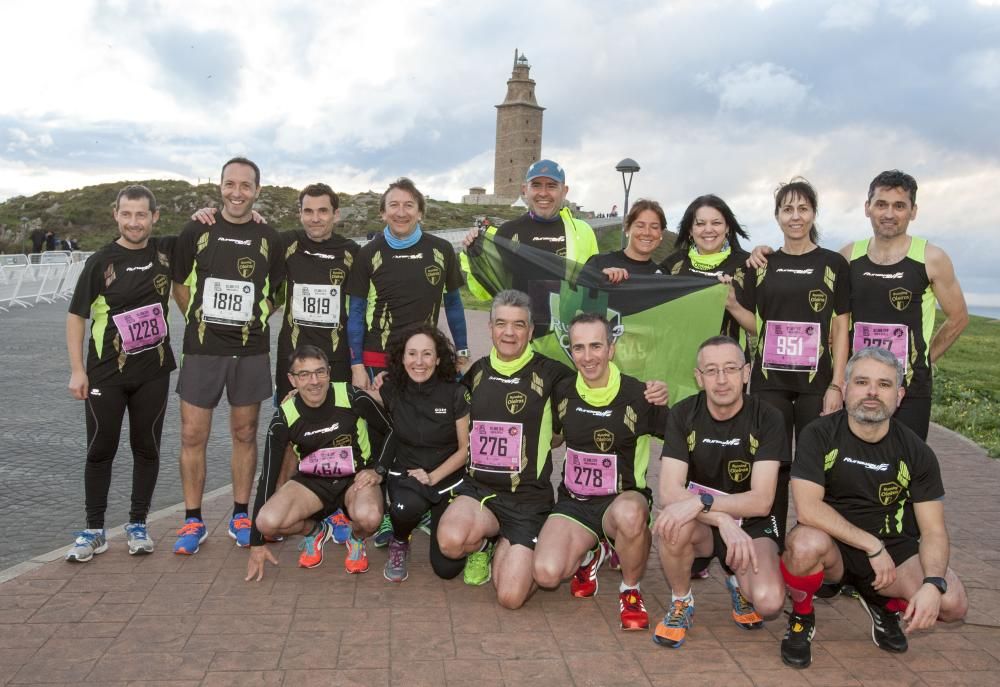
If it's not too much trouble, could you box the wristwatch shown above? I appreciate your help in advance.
[923,576,948,594]
[699,493,714,513]
[374,464,387,478]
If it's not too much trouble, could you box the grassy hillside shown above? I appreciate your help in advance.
[0,180,526,253]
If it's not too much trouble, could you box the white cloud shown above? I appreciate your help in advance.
[698,63,811,115]
[956,49,1000,93]
[886,0,933,27]
[821,0,878,30]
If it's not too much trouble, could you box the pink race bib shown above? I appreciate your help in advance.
[470,421,522,473]
[112,304,167,354]
[762,320,820,372]
[853,322,908,373]
[565,448,618,497]
[298,447,355,478]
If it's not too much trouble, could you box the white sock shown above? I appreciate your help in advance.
[620,581,640,593]
[672,590,694,605]
[727,574,739,589]
[580,549,594,567]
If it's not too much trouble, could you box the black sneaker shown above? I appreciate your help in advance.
[780,611,816,668]
[857,596,908,653]
[815,582,842,599]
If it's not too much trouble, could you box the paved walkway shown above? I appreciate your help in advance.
[2,311,999,685]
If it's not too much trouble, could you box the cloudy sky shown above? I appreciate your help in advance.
[2,0,998,304]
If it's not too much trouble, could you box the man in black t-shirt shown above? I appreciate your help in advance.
[244,345,392,581]
[652,336,789,649]
[779,347,968,669]
[65,184,175,562]
[171,157,285,555]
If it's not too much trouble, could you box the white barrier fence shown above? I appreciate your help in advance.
[0,252,92,312]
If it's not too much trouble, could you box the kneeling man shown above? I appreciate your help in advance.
[533,313,669,631]
[780,346,968,668]
[245,345,392,581]
[653,335,789,648]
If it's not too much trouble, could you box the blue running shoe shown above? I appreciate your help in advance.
[228,512,251,548]
[173,518,207,555]
[125,522,154,555]
[326,509,352,545]
[653,599,695,648]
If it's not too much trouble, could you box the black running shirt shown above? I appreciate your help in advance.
[462,352,573,495]
[69,237,177,386]
[172,218,285,356]
[662,392,789,530]
[553,373,668,499]
[380,376,470,473]
[586,250,664,276]
[344,233,462,356]
[738,248,850,393]
[792,411,943,539]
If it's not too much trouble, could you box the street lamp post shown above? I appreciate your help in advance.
[615,158,640,249]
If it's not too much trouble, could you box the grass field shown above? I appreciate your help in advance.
[932,312,1000,458]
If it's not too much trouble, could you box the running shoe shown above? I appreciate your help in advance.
[326,509,352,545]
[298,520,333,569]
[65,529,108,562]
[858,595,908,653]
[416,510,433,536]
[653,598,694,648]
[570,544,608,598]
[125,522,154,555]
[228,512,252,548]
[619,588,650,630]
[383,536,410,583]
[602,540,621,571]
[345,535,369,574]
[173,518,207,555]
[463,542,494,586]
[725,576,764,629]
[780,611,816,668]
[372,514,393,548]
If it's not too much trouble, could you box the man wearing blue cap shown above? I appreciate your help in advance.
[462,159,598,300]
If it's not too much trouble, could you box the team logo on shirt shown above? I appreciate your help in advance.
[505,391,527,414]
[154,274,169,296]
[237,257,256,278]
[727,460,751,483]
[808,290,827,313]
[594,429,615,452]
[424,265,442,285]
[878,481,903,505]
[334,434,353,447]
[889,287,912,311]
[330,268,345,285]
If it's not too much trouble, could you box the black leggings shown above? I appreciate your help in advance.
[387,474,464,580]
[84,374,169,528]
[753,389,824,549]
[893,395,931,441]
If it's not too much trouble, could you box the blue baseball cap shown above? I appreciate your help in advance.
[525,159,565,184]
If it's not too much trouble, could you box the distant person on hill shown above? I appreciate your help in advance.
[30,228,46,253]
[45,231,57,251]
[748,170,969,440]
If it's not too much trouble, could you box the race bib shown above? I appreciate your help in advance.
[762,320,820,372]
[112,304,167,354]
[565,448,618,498]
[853,322,909,373]
[470,420,523,473]
[292,283,340,328]
[298,447,356,478]
[202,277,255,326]
[687,481,741,526]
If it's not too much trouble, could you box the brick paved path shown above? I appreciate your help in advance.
[1,309,998,685]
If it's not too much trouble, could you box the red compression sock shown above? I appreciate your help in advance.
[781,560,824,615]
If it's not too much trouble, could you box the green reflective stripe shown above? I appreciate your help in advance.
[365,283,377,329]
[331,382,350,408]
[356,417,371,462]
[183,262,198,321]
[850,238,870,261]
[894,501,906,534]
[91,295,109,359]
[281,396,300,428]
[258,275,271,329]
[633,434,651,490]
[536,401,554,480]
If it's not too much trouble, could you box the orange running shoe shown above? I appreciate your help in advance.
[344,535,369,574]
[298,520,333,569]
[653,598,694,648]
[726,576,763,629]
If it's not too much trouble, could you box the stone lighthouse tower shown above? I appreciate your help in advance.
[493,49,544,203]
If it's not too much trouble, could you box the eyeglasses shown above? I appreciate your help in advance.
[290,367,330,381]
[697,365,745,378]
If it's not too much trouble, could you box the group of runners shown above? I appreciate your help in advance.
[65,156,970,668]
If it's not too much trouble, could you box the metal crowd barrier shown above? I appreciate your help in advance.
[0,251,92,312]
